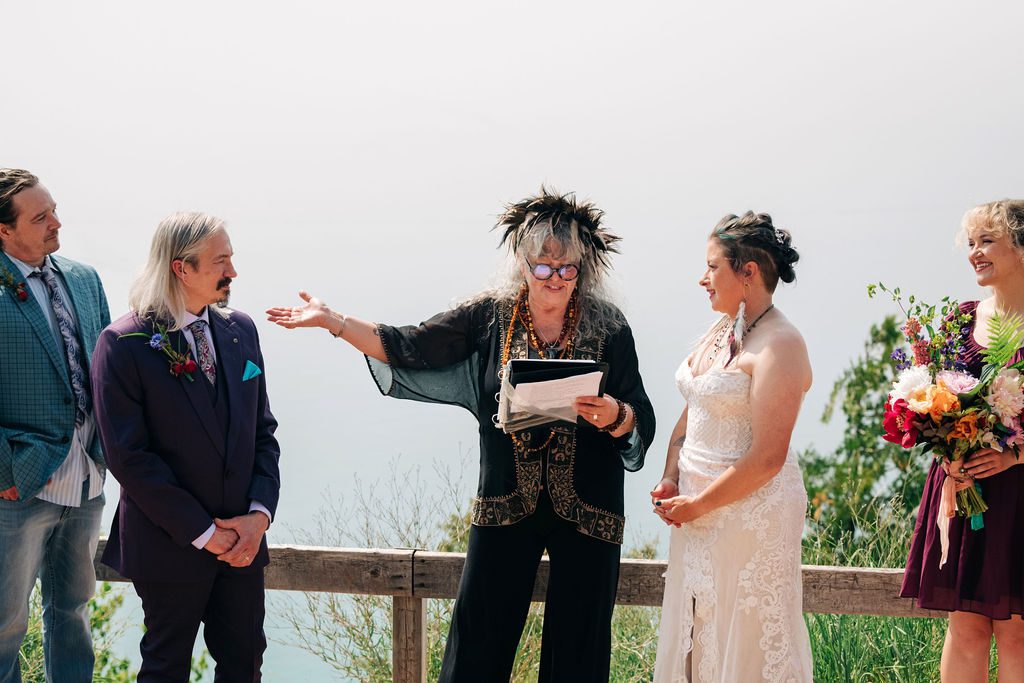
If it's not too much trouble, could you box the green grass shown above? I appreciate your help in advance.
[802,500,998,682]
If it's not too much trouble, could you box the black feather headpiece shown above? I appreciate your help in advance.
[494,186,621,269]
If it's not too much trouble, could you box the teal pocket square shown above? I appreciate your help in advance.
[242,360,262,381]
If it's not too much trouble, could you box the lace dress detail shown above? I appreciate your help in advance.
[653,360,813,682]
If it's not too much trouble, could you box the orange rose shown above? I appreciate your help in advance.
[947,412,980,443]
[908,382,961,422]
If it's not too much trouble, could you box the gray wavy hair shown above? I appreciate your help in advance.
[128,212,229,331]
[469,187,625,340]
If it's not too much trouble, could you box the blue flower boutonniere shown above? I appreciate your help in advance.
[0,264,28,302]
[120,322,197,381]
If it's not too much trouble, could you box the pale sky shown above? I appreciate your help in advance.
[4,1,1023,677]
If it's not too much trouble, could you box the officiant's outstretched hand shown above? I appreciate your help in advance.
[266,289,387,362]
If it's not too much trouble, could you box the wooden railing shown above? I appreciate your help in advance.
[93,540,943,683]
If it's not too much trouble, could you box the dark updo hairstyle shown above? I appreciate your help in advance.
[710,211,799,293]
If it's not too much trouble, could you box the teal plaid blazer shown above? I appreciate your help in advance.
[0,250,110,498]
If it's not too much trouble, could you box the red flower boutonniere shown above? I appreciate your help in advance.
[119,321,197,381]
[0,265,28,301]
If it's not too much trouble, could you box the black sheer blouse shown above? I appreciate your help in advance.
[366,298,655,545]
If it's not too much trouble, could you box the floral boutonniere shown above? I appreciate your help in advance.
[119,321,197,381]
[0,264,29,302]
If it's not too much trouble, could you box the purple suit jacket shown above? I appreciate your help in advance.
[92,309,281,582]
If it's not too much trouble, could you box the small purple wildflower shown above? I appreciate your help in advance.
[891,348,911,371]
[149,333,164,349]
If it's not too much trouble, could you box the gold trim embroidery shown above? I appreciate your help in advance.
[470,301,625,545]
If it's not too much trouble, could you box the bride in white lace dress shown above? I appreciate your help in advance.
[652,212,813,682]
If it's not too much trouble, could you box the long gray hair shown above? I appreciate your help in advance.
[470,187,625,340]
[128,212,229,331]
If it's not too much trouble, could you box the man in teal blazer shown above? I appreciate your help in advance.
[0,169,110,683]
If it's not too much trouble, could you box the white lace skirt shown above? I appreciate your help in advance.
[653,451,813,683]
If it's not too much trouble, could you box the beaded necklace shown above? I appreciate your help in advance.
[518,287,578,358]
[727,304,775,363]
[705,304,776,364]
[706,324,730,362]
[501,286,580,453]
[745,304,774,331]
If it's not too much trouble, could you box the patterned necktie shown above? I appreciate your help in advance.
[32,265,90,426]
[187,319,217,384]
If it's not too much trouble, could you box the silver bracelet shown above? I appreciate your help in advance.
[330,313,348,339]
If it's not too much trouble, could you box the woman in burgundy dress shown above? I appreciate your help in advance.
[902,199,1024,681]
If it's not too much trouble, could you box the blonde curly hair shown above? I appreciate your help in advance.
[958,200,1024,249]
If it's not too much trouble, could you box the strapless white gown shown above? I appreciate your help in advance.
[653,360,813,682]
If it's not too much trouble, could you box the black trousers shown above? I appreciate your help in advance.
[439,491,621,682]
[132,565,266,683]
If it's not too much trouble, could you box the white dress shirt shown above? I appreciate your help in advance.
[181,308,271,549]
[9,255,103,507]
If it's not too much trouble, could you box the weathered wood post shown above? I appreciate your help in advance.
[392,595,426,683]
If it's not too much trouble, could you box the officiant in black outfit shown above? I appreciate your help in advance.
[266,187,655,682]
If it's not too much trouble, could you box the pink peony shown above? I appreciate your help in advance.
[987,369,1024,427]
[936,370,980,396]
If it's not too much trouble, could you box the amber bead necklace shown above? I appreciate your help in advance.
[519,287,578,357]
[501,286,579,453]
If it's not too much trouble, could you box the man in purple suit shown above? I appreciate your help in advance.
[91,212,281,682]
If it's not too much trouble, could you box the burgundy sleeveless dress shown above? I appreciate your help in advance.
[901,301,1024,618]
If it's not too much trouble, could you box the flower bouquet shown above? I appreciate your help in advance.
[870,284,1024,566]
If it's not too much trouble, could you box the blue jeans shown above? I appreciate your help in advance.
[0,487,103,683]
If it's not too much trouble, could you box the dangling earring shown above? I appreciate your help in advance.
[730,282,749,360]
[732,299,746,349]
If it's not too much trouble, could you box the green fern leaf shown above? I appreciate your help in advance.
[983,311,1024,368]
